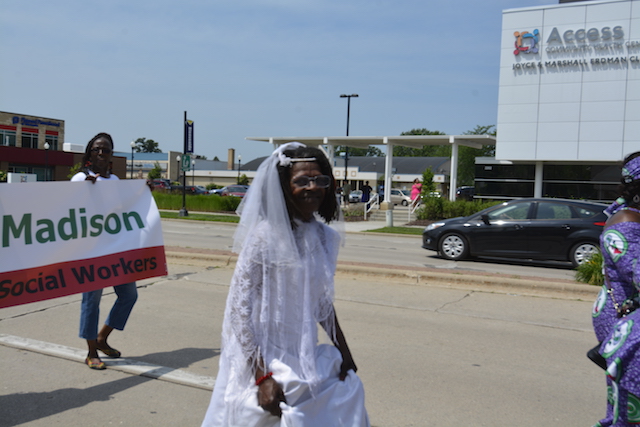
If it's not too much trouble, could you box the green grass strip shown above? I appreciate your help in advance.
[160,211,239,223]
[363,226,423,235]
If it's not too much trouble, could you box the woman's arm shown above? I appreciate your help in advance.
[321,306,357,380]
[253,356,287,417]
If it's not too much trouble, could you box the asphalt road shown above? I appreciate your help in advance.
[160,219,578,281]
[0,252,605,426]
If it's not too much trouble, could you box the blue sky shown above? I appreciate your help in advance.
[1,0,550,161]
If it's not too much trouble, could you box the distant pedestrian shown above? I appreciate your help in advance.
[410,178,422,206]
[342,181,352,206]
[361,181,372,203]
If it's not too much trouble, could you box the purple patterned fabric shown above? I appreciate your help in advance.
[593,209,640,426]
[593,220,640,341]
[622,156,640,183]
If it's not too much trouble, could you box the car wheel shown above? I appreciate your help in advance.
[401,200,409,206]
[570,242,599,267]
[439,233,469,261]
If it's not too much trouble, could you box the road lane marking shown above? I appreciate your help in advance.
[0,334,215,391]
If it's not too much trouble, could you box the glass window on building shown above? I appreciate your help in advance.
[475,181,535,198]
[21,129,38,149]
[0,129,16,146]
[45,134,59,150]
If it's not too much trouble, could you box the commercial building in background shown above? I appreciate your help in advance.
[0,111,125,181]
[479,0,640,201]
[0,111,69,181]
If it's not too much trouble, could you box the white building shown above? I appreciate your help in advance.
[483,0,640,201]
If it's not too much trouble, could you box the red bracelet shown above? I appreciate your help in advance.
[255,372,273,386]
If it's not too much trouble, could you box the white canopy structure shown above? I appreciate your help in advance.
[246,134,496,204]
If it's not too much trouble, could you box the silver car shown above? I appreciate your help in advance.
[389,188,411,206]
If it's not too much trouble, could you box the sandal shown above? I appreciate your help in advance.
[85,357,106,370]
[97,345,121,358]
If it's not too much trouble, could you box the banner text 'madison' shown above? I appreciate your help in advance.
[2,208,145,247]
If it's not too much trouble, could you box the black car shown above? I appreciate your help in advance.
[422,198,607,267]
[456,186,475,201]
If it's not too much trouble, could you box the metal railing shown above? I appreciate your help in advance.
[409,197,421,222]
[364,193,380,221]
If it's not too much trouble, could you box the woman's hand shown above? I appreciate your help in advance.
[85,174,98,184]
[339,350,357,381]
[257,377,286,417]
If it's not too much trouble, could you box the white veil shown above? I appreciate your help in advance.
[232,141,344,259]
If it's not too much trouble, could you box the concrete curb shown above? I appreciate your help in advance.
[0,334,215,391]
[164,251,599,300]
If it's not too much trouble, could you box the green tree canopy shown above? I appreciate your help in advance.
[397,125,497,186]
[458,125,497,185]
[336,145,383,157]
[133,137,162,153]
[395,128,448,157]
[420,167,436,198]
[147,162,162,180]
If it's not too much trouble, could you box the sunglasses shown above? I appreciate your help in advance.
[292,175,331,189]
[91,147,112,154]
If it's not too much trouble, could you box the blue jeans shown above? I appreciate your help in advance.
[79,282,138,340]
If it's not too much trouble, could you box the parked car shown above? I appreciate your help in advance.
[390,188,412,206]
[456,186,475,201]
[221,185,249,198]
[421,198,607,267]
[209,187,224,195]
[151,179,172,190]
[349,190,363,203]
[187,185,208,195]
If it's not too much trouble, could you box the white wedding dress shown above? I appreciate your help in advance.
[202,220,369,427]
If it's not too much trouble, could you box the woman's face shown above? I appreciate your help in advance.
[89,137,113,173]
[289,161,327,221]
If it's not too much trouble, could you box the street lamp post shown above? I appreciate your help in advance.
[176,155,188,217]
[339,93,358,185]
[192,159,195,186]
[176,155,181,183]
[237,155,242,184]
[130,141,136,179]
[44,142,50,181]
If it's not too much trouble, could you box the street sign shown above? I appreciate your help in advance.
[184,119,194,154]
[181,154,191,172]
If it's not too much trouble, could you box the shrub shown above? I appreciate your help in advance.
[152,192,241,212]
[575,252,604,286]
[416,199,501,220]
[342,204,364,217]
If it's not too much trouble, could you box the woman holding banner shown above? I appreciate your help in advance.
[202,142,368,426]
[71,133,138,370]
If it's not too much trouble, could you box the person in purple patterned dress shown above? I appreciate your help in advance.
[592,152,640,426]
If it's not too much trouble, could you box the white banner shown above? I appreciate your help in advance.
[0,180,167,308]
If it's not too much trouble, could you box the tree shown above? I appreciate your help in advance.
[238,174,249,185]
[420,168,436,198]
[395,128,448,157]
[0,170,6,182]
[336,145,384,157]
[147,162,162,180]
[133,137,162,153]
[457,125,497,185]
[67,162,83,179]
[398,126,497,186]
